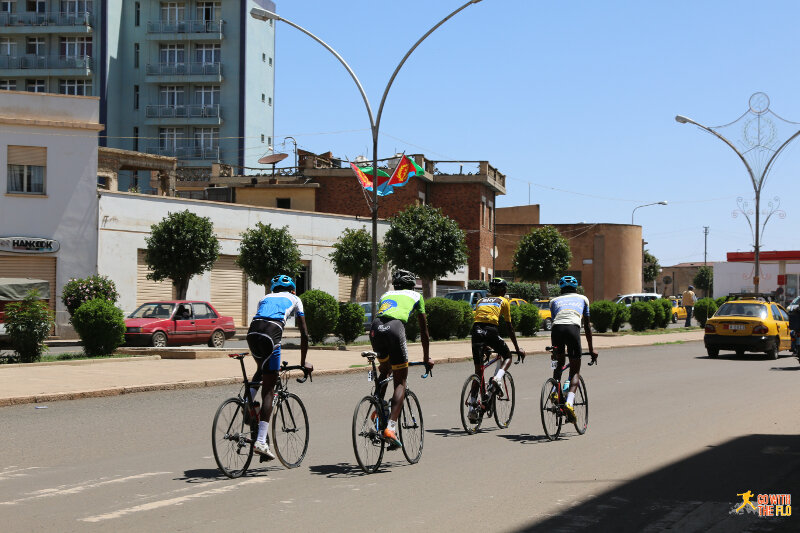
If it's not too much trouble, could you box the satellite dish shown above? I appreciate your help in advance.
[258,153,289,165]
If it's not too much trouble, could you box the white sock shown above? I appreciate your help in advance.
[566,392,575,407]
[494,369,505,382]
[257,421,269,444]
[387,419,397,432]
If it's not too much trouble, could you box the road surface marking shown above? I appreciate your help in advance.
[0,467,41,481]
[80,477,270,523]
[0,472,170,505]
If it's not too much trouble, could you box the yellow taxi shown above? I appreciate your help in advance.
[669,297,687,323]
[532,299,553,331]
[703,297,792,359]
[508,298,527,307]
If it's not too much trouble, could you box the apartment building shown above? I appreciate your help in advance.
[0,0,276,184]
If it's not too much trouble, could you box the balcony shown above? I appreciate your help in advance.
[145,145,221,162]
[0,12,93,34]
[146,19,224,40]
[145,62,222,83]
[144,104,223,126]
[0,54,93,76]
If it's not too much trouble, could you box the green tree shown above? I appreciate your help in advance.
[237,222,302,287]
[512,225,572,297]
[383,205,468,298]
[693,266,714,297]
[4,289,53,363]
[329,227,384,302]
[643,249,660,285]
[61,275,119,317]
[144,210,220,299]
[71,299,126,356]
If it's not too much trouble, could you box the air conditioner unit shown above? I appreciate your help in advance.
[204,186,232,202]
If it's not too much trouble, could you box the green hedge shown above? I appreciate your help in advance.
[3,289,53,363]
[629,301,655,332]
[467,280,489,291]
[714,296,729,308]
[425,297,462,340]
[335,302,365,344]
[405,309,420,342]
[71,298,126,356]
[590,300,616,333]
[612,302,630,332]
[647,299,665,329]
[518,303,541,336]
[656,298,673,328]
[694,298,718,328]
[300,289,339,344]
[61,275,120,317]
[453,300,474,339]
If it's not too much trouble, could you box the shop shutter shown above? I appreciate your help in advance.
[7,146,47,166]
[210,255,246,326]
[0,254,56,312]
[136,249,175,305]
[338,275,368,302]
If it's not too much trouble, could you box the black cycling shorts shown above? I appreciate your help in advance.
[369,316,409,370]
[550,323,582,358]
[471,322,511,366]
[246,318,283,373]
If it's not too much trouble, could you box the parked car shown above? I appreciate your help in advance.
[0,278,50,345]
[508,298,527,307]
[124,300,236,348]
[532,299,553,330]
[703,297,791,359]
[787,295,800,313]
[443,289,488,309]
[668,297,687,323]
[614,293,662,306]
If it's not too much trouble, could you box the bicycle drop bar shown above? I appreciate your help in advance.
[408,361,433,379]
[546,346,597,365]
[279,362,313,383]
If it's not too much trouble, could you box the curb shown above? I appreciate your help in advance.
[0,355,161,368]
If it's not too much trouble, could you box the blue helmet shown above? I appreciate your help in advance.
[270,274,296,292]
[559,275,578,289]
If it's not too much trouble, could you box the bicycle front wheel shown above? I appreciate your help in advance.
[212,397,254,478]
[399,389,424,464]
[572,375,589,435]
[459,374,483,434]
[540,378,562,441]
[271,393,309,468]
[352,396,384,474]
[493,371,515,429]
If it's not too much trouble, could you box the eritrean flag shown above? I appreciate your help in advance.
[387,154,422,189]
[350,156,424,196]
[350,163,393,196]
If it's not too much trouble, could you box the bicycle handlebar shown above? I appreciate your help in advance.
[280,361,313,383]
[408,361,433,379]
[546,346,598,365]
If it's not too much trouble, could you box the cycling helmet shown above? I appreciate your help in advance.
[392,269,416,290]
[559,275,579,289]
[489,277,508,295]
[270,274,296,292]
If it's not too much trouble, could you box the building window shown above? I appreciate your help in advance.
[262,53,266,62]
[268,97,272,106]
[261,93,265,103]
[0,1,14,13]
[194,85,219,106]
[0,38,16,56]
[26,79,45,93]
[261,134,264,143]
[159,44,185,65]
[267,136,272,146]
[134,43,139,68]
[195,43,219,64]
[196,1,220,22]
[268,57,272,66]
[61,0,92,15]
[60,37,92,57]
[159,85,185,106]
[0,80,16,91]
[133,84,139,109]
[133,127,139,151]
[194,127,218,149]
[27,0,45,13]
[159,127,184,151]
[276,198,291,209]
[7,146,47,195]
[59,79,91,95]
[26,37,45,56]
[135,1,140,26]
[160,2,185,23]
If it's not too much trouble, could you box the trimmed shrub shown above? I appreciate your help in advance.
[467,280,488,291]
[612,303,630,332]
[629,301,655,332]
[335,302,365,344]
[454,300,473,338]
[405,309,420,342]
[61,275,119,317]
[589,300,616,333]
[425,297,462,340]
[693,298,718,328]
[300,289,339,344]
[646,299,665,329]
[4,289,53,363]
[656,298,673,328]
[71,298,126,356]
[498,304,522,337]
[715,296,729,308]
[518,303,541,336]
[508,282,541,302]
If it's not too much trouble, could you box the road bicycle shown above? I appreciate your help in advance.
[212,352,311,478]
[459,347,523,434]
[351,351,432,474]
[539,346,595,441]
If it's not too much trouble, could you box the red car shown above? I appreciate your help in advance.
[125,301,236,348]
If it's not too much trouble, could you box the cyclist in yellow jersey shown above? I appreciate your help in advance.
[467,278,524,422]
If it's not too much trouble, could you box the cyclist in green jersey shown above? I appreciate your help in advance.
[369,269,432,448]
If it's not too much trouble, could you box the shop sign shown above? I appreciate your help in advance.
[0,237,60,254]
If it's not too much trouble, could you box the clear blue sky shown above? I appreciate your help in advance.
[267,0,800,266]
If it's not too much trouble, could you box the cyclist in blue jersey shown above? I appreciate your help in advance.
[549,275,597,422]
[246,274,312,459]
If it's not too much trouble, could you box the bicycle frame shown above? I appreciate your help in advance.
[227,352,310,420]
[361,352,429,432]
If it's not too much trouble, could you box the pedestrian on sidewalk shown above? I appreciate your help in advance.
[682,285,697,327]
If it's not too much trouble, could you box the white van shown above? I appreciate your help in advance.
[614,293,662,306]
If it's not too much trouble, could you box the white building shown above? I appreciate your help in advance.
[713,251,800,304]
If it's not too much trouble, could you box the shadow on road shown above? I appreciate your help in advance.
[426,427,495,438]
[307,462,365,478]
[496,433,551,444]
[175,468,226,482]
[770,366,800,371]
[519,434,799,532]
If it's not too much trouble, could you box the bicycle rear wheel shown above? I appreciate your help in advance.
[493,371,515,429]
[540,378,562,441]
[572,375,589,435]
[459,374,483,434]
[271,392,309,468]
[399,389,424,464]
[212,397,254,478]
[352,396,384,474]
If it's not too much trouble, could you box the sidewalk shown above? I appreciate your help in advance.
[0,330,704,407]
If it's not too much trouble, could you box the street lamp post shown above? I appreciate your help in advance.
[283,136,298,172]
[251,1,485,316]
[676,92,800,294]
[631,201,668,225]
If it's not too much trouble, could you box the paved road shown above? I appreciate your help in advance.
[1,343,797,532]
